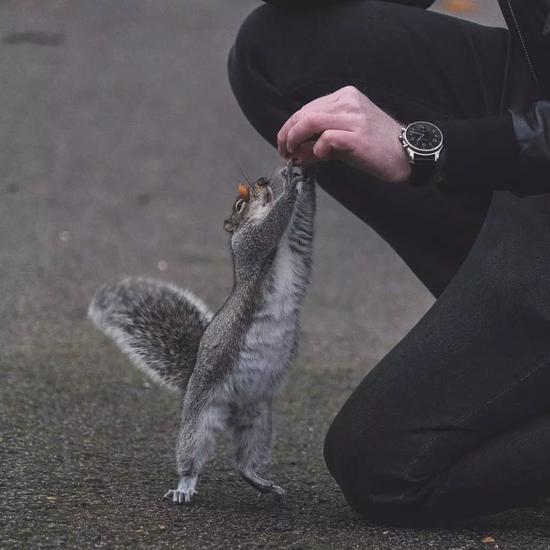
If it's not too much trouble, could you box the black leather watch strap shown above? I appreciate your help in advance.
[409,164,435,187]
[409,155,436,186]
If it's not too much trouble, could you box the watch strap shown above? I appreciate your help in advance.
[409,161,436,187]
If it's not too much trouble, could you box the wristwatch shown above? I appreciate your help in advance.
[399,121,444,187]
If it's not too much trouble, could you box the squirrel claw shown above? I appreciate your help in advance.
[269,484,286,500]
[163,488,196,505]
[257,484,285,501]
[163,476,198,505]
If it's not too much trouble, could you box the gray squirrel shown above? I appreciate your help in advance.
[89,162,316,504]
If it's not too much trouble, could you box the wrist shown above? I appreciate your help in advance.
[394,152,412,184]
[388,120,412,184]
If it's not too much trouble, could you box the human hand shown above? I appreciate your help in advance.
[277,86,411,184]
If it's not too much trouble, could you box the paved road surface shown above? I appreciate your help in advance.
[3,1,550,548]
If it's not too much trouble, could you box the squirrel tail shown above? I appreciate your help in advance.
[89,277,213,392]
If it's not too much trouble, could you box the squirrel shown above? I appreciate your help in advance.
[89,161,316,504]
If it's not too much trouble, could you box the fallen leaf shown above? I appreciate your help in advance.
[444,0,475,13]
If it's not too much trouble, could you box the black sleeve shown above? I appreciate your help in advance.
[261,0,436,9]
[509,101,550,196]
[436,101,550,197]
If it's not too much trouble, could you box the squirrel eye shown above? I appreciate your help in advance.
[235,199,246,213]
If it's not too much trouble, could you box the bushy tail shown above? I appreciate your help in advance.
[89,277,213,392]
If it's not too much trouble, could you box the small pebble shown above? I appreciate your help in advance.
[158,260,168,271]
[59,230,71,242]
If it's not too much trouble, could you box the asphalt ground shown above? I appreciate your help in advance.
[3,1,550,548]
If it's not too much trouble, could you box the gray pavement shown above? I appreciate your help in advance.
[2,1,550,548]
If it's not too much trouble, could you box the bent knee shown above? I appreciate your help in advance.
[228,5,281,82]
[228,5,296,144]
[228,3,325,90]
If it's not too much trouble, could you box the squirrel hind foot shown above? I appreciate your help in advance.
[163,475,198,505]
[240,471,285,499]
[162,488,196,505]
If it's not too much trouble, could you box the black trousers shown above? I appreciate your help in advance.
[228,0,550,525]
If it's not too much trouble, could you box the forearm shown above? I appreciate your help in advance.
[436,101,550,197]
[436,114,519,194]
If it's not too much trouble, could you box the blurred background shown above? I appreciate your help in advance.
[9,2,547,550]
[0,0,503,364]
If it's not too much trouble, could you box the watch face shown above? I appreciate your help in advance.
[405,122,443,152]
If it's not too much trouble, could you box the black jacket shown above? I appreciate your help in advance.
[263,0,550,196]
[501,0,550,195]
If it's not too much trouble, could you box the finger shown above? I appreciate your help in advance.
[286,112,354,155]
[277,92,342,157]
[312,129,356,161]
[278,109,305,157]
[290,142,317,167]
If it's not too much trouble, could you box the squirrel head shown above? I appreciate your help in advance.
[223,177,274,235]
[224,167,299,280]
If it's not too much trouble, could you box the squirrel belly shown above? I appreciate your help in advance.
[230,184,315,404]
[89,277,213,392]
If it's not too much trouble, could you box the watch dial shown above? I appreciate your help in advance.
[406,122,443,152]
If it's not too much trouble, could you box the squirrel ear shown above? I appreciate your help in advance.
[223,219,235,233]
